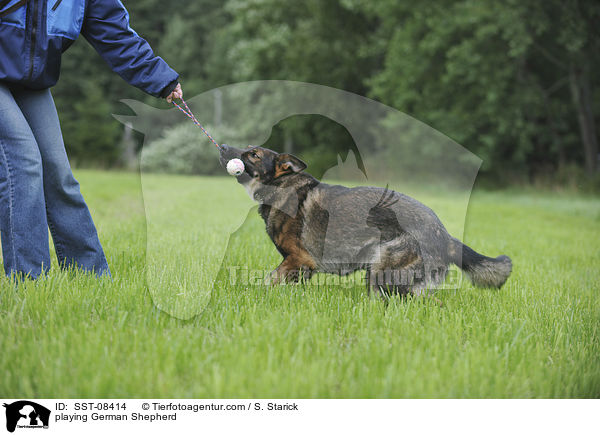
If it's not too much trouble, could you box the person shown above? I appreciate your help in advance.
[0,0,182,279]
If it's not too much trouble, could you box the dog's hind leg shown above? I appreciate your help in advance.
[364,267,388,299]
[368,261,424,297]
[367,237,427,298]
[367,266,443,306]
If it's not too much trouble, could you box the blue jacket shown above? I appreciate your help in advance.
[0,0,179,97]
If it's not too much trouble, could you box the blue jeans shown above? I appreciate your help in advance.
[0,82,110,278]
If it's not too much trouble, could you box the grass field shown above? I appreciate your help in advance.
[1,170,599,398]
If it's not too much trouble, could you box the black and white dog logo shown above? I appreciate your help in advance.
[3,401,50,433]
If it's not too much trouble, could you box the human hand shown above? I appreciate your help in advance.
[166,83,183,103]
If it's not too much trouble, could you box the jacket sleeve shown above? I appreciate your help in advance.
[81,0,179,97]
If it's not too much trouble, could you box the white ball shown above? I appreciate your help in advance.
[226,158,245,176]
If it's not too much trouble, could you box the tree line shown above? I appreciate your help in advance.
[52,0,600,187]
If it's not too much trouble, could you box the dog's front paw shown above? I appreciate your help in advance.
[264,269,282,286]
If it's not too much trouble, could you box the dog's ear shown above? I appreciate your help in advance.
[275,153,307,178]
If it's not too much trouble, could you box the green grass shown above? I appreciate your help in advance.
[1,170,599,398]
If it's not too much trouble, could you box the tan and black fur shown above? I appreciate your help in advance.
[219,144,512,297]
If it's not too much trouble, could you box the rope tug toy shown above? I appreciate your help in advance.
[171,98,245,176]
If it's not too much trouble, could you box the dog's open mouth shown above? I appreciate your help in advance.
[217,144,255,182]
[218,144,239,167]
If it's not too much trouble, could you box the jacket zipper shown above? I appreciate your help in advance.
[26,0,38,81]
[51,0,62,11]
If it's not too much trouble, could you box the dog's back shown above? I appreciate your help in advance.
[301,184,448,267]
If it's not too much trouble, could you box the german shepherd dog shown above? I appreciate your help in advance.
[219,144,512,297]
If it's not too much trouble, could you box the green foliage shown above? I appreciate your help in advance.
[140,123,237,175]
[60,81,122,166]
[51,0,599,185]
[364,0,600,182]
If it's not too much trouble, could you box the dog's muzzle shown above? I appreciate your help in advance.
[218,144,252,181]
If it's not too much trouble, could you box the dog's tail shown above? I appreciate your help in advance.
[449,238,512,288]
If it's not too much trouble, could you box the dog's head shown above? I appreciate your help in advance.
[220,145,308,211]
[219,144,306,184]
